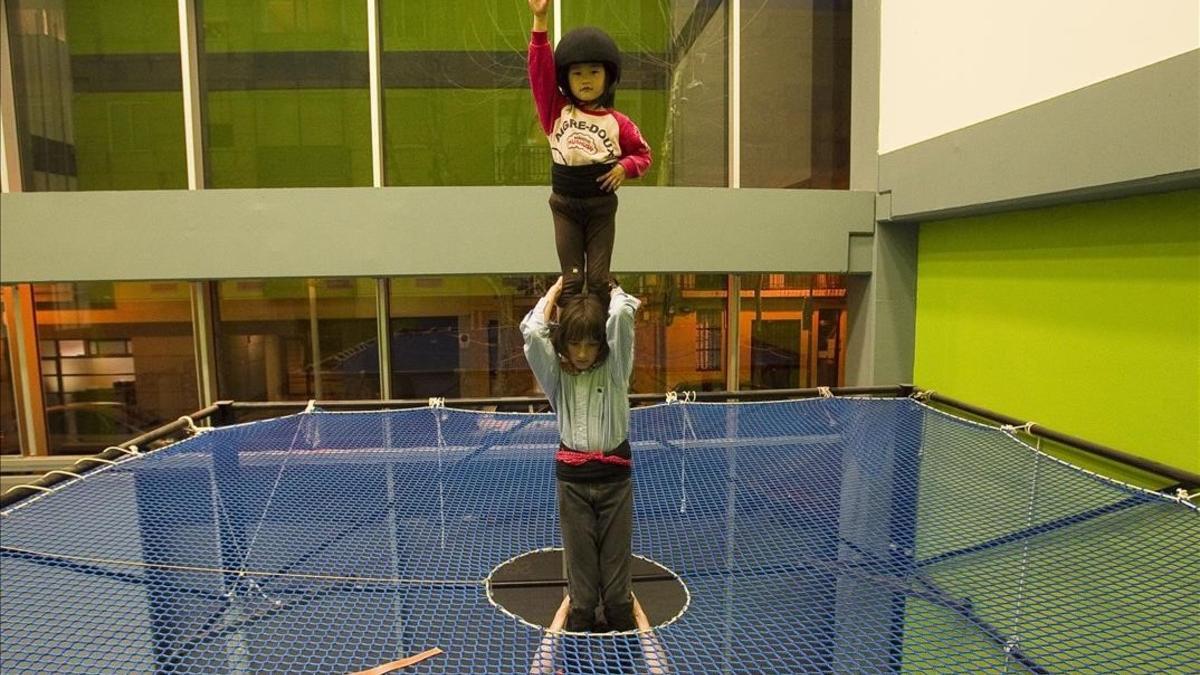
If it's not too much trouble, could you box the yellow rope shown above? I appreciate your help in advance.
[1,545,482,586]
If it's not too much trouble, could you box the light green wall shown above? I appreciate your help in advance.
[915,189,1200,479]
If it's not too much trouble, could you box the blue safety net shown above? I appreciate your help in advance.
[2,398,1197,673]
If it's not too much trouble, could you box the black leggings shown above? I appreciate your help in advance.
[549,192,618,303]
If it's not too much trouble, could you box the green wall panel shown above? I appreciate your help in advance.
[562,1,671,51]
[66,0,180,55]
[914,189,1200,478]
[380,0,527,50]
[72,93,187,190]
[384,89,540,186]
[383,89,666,187]
[206,90,372,188]
[202,0,367,52]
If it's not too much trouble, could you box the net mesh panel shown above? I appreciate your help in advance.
[2,399,1196,674]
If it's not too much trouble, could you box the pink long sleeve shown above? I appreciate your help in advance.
[614,112,652,178]
[528,31,567,135]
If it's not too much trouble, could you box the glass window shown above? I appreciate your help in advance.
[379,2,535,186]
[380,1,726,187]
[215,277,379,400]
[633,274,728,392]
[737,273,848,389]
[388,275,549,398]
[695,309,723,372]
[740,0,851,188]
[561,1,729,187]
[387,274,727,400]
[201,0,371,187]
[31,282,198,455]
[4,0,186,190]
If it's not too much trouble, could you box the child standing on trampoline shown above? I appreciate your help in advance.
[521,276,641,632]
[527,0,652,304]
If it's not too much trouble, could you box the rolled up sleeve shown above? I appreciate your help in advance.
[605,287,641,387]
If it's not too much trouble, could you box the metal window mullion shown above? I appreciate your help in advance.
[307,279,323,400]
[727,0,740,188]
[552,0,562,44]
[367,0,385,187]
[178,0,205,189]
[376,278,391,400]
[1,1,24,192]
[725,274,740,391]
[189,281,219,409]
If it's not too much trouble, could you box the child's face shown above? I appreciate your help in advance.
[566,338,601,371]
[567,62,607,105]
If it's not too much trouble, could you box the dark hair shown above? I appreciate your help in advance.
[554,27,621,108]
[552,294,610,366]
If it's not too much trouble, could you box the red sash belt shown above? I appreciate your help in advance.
[555,444,632,467]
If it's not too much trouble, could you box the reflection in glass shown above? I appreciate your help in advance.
[31,282,198,455]
[561,1,728,187]
[741,0,850,188]
[201,0,371,187]
[387,274,728,400]
[380,1,536,186]
[737,274,848,389]
[388,275,549,398]
[1,295,20,454]
[379,1,727,187]
[215,278,379,401]
[4,0,186,190]
[630,274,728,393]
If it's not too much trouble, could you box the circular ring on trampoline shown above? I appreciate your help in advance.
[486,547,690,635]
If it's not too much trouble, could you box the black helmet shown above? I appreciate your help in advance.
[554,27,621,106]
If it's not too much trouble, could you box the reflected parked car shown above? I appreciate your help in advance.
[45,402,164,455]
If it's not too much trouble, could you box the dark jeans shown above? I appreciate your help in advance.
[557,476,635,631]
[549,192,618,302]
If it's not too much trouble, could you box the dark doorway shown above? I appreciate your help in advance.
[751,319,803,389]
[389,316,460,398]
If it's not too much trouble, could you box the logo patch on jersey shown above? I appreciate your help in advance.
[566,133,598,154]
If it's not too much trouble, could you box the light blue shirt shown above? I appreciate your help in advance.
[520,288,641,452]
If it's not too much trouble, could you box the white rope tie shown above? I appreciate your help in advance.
[2,467,91,501]
[1001,422,1037,435]
[666,391,696,404]
[303,399,317,414]
[911,390,934,401]
[1175,488,1197,503]
[74,456,118,469]
[178,415,211,435]
[105,445,139,456]
[428,397,445,409]
[817,386,834,399]
[3,484,53,496]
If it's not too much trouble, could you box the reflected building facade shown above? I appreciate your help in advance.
[0,0,854,455]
